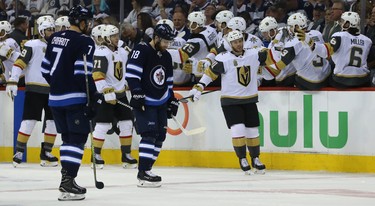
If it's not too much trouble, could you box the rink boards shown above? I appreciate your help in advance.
[1,88,375,173]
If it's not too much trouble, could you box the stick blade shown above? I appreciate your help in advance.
[185,127,206,136]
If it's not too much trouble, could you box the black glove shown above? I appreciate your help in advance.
[167,97,179,119]
[130,88,145,110]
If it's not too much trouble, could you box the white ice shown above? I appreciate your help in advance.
[0,163,375,206]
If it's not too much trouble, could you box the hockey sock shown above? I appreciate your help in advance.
[60,144,84,178]
[150,141,163,168]
[43,133,57,152]
[232,137,247,158]
[15,132,30,153]
[92,138,104,154]
[246,137,260,158]
[138,138,155,171]
[119,135,132,153]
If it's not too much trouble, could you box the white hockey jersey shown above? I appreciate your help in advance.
[93,45,128,98]
[11,39,49,93]
[314,31,372,77]
[281,30,331,82]
[2,37,21,80]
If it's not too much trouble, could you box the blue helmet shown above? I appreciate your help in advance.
[68,5,93,26]
[154,24,176,41]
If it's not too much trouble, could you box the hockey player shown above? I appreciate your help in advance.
[307,11,372,87]
[6,18,58,167]
[125,23,179,187]
[168,11,217,79]
[258,16,296,86]
[91,24,138,169]
[0,20,21,81]
[276,13,331,90]
[189,30,268,175]
[41,5,96,201]
[55,16,70,32]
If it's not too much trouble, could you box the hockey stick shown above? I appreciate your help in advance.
[171,116,206,136]
[116,100,206,136]
[83,54,104,190]
[178,89,220,103]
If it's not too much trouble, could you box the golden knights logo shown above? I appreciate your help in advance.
[151,65,166,88]
[237,66,251,87]
[114,61,123,81]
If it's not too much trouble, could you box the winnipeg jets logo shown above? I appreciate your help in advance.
[151,66,166,88]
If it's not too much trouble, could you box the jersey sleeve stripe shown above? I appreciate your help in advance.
[74,70,91,75]
[127,64,143,73]
[42,58,51,65]
[41,68,50,74]
[75,60,93,69]
[125,73,141,80]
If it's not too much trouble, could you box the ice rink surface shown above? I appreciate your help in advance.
[0,163,375,206]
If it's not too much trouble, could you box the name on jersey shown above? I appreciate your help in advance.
[351,39,364,46]
[51,37,70,47]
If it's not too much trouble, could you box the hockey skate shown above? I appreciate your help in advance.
[239,158,252,175]
[137,170,162,188]
[251,157,266,174]
[91,153,105,169]
[40,146,58,167]
[58,175,86,201]
[122,153,138,169]
[12,152,23,167]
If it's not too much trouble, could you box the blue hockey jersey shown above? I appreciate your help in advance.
[41,30,96,107]
[126,41,174,106]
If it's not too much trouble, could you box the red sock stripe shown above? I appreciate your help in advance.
[93,137,105,141]
[44,133,57,137]
[18,131,30,136]
[120,135,132,139]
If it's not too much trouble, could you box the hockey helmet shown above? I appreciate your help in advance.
[36,15,54,25]
[341,11,360,30]
[227,17,246,32]
[68,5,93,26]
[215,10,234,24]
[259,16,278,33]
[226,30,243,43]
[55,16,70,31]
[0,20,11,38]
[287,12,308,30]
[154,23,176,41]
[188,11,206,30]
[157,19,175,31]
[38,21,55,38]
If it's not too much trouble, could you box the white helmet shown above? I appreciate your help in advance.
[102,24,119,45]
[0,21,11,37]
[216,10,234,24]
[227,17,246,32]
[36,15,54,25]
[55,16,70,31]
[341,11,360,30]
[226,30,243,43]
[38,21,55,38]
[188,11,206,29]
[157,19,174,31]
[91,24,105,39]
[259,16,278,32]
[287,13,308,30]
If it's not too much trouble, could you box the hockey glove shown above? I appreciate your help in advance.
[189,83,204,102]
[167,97,179,119]
[6,80,18,100]
[102,87,117,105]
[130,88,145,110]
[182,61,193,74]
[295,28,314,48]
[0,43,14,59]
[197,58,211,72]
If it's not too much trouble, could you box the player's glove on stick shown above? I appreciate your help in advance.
[102,87,116,105]
[197,58,211,72]
[6,80,18,99]
[295,28,314,48]
[130,88,145,110]
[167,97,179,119]
[189,83,204,102]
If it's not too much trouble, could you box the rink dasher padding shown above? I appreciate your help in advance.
[1,88,375,173]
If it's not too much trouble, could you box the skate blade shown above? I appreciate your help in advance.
[244,170,252,175]
[91,163,104,169]
[58,192,85,201]
[252,168,266,175]
[40,160,58,167]
[137,180,161,188]
[122,163,137,169]
[12,161,21,168]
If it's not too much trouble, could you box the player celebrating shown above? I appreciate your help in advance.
[309,11,372,87]
[126,23,179,187]
[6,17,58,167]
[189,30,268,175]
[41,5,96,201]
[91,24,138,169]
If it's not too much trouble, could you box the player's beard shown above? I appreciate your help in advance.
[155,39,167,52]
